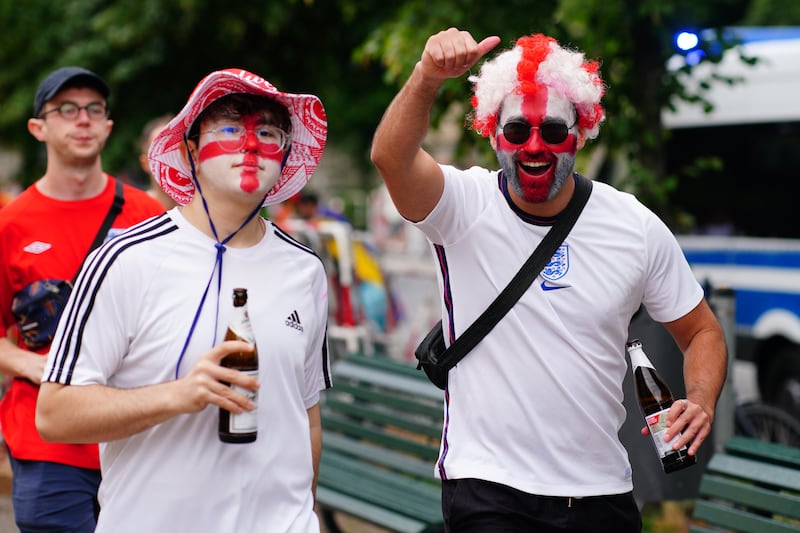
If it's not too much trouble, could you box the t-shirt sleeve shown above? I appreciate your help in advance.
[303,260,331,408]
[413,164,495,246]
[43,247,130,386]
[641,212,704,323]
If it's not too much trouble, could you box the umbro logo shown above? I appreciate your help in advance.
[23,241,52,254]
[285,310,304,332]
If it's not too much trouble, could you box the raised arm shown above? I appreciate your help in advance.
[370,28,500,222]
[36,340,259,443]
[660,299,728,456]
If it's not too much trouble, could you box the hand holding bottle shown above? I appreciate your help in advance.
[627,339,697,473]
[175,340,259,417]
[639,397,693,445]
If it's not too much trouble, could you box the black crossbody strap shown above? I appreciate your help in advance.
[73,179,125,283]
[437,174,593,370]
[89,178,125,253]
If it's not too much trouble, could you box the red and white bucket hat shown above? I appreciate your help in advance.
[148,68,327,206]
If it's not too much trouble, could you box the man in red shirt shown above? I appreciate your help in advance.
[0,67,164,532]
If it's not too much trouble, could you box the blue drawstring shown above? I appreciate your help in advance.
[174,137,265,379]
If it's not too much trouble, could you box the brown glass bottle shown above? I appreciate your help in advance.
[626,339,696,473]
[219,288,258,443]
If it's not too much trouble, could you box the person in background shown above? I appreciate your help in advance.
[36,68,331,532]
[138,114,177,209]
[0,66,165,532]
[292,190,393,333]
[370,28,727,532]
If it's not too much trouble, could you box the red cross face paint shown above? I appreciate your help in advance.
[496,89,578,203]
[197,114,285,196]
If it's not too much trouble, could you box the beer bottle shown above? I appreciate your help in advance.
[626,339,696,473]
[219,288,258,443]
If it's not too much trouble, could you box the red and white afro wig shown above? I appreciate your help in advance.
[469,34,605,141]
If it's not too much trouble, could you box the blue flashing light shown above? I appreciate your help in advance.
[676,31,700,51]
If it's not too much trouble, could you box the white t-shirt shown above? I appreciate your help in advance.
[414,165,703,497]
[45,208,332,532]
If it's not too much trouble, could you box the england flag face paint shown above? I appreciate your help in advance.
[495,89,578,203]
[197,113,284,197]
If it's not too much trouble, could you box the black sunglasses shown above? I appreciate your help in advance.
[502,120,575,145]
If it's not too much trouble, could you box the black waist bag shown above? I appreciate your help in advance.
[11,279,73,351]
[414,320,448,389]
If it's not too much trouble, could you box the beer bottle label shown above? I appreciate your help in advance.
[229,307,256,344]
[229,369,258,433]
[646,408,684,458]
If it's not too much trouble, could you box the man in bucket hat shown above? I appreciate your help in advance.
[37,69,331,532]
[0,66,164,532]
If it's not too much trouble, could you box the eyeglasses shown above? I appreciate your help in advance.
[39,102,108,121]
[502,120,575,146]
[199,124,289,154]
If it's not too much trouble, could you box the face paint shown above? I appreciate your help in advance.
[496,90,578,203]
[197,114,285,196]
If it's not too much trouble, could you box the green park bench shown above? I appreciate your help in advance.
[317,353,445,533]
[690,435,800,532]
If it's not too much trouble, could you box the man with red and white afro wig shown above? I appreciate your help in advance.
[469,33,605,142]
[371,27,727,533]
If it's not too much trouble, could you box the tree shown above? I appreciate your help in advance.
[0,0,771,227]
[0,0,398,189]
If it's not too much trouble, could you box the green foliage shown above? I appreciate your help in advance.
[0,0,398,187]
[0,0,786,226]
[744,0,800,24]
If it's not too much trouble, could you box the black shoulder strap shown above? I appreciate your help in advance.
[71,179,125,283]
[436,174,593,370]
[88,178,125,254]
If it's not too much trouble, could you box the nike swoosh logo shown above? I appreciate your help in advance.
[541,280,569,291]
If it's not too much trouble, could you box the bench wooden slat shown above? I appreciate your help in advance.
[692,499,800,533]
[316,487,430,533]
[344,353,430,381]
[323,432,436,479]
[333,359,442,401]
[323,413,440,460]
[699,474,800,519]
[331,381,443,419]
[323,398,442,440]
[724,435,800,469]
[318,465,437,521]
[707,453,800,493]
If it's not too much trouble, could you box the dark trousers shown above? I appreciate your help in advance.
[8,454,100,533]
[442,478,641,533]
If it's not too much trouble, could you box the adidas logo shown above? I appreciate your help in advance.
[285,310,304,332]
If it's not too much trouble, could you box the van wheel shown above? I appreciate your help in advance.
[759,345,800,420]
[734,402,800,446]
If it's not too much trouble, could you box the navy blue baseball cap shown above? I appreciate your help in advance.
[33,67,109,117]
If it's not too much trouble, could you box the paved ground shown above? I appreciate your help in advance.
[0,496,17,533]
[0,449,16,533]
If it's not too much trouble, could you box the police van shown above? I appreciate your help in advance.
[664,27,800,418]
